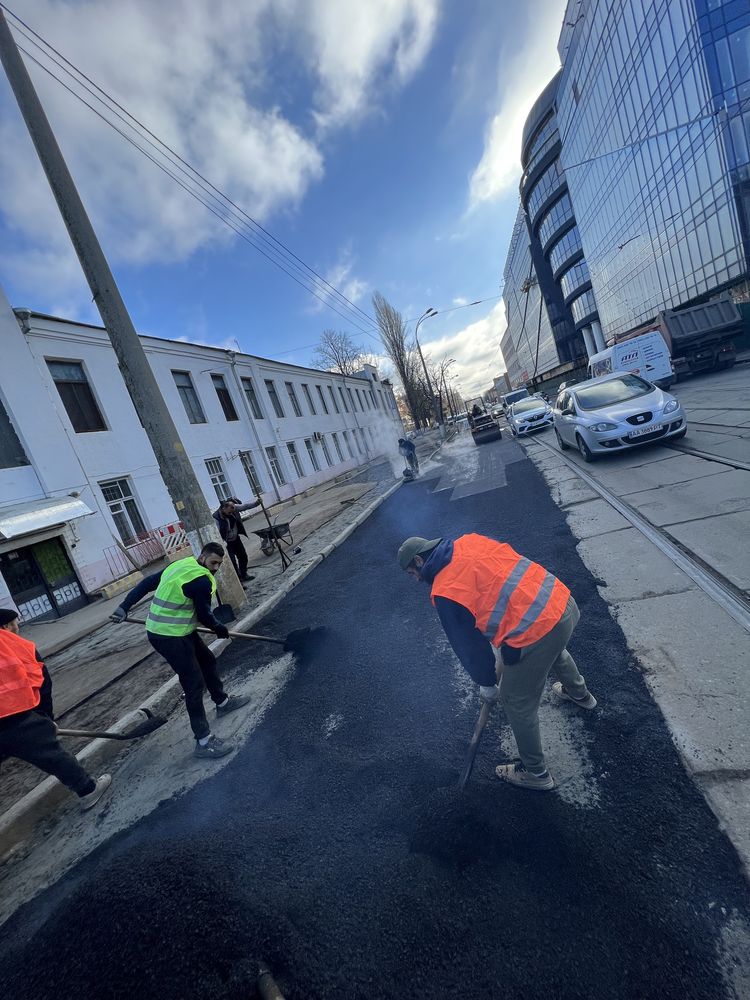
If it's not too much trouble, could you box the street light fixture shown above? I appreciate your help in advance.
[414,307,442,431]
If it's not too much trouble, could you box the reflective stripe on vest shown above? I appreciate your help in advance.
[145,557,216,637]
[0,630,43,719]
[430,534,570,649]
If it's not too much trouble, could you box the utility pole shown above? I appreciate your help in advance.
[0,11,246,610]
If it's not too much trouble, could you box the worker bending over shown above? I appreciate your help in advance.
[111,542,249,760]
[398,533,596,791]
[398,438,419,475]
[0,609,111,809]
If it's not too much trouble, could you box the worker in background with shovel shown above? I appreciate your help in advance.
[110,542,250,760]
[0,609,112,810]
[397,534,596,791]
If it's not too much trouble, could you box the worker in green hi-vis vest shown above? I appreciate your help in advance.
[110,542,249,759]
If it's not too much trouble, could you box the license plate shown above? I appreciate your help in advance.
[629,423,662,439]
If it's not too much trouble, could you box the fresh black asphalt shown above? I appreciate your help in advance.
[1,439,748,999]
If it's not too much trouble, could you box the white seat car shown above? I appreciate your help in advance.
[553,372,687,462]
[508,397,554,436]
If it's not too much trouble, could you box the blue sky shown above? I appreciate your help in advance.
[0,0,567,396]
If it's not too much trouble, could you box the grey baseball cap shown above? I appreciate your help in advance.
[397,536,441,570]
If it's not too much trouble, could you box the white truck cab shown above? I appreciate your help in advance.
[587,330,674,389]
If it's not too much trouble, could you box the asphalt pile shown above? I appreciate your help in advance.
[2,452,749,999]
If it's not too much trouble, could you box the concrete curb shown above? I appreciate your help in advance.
[0,477,403,859]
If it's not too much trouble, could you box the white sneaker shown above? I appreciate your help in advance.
[552,681,597,710]
[80,774,112,811]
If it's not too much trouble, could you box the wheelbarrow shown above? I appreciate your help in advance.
[253,515,297,557]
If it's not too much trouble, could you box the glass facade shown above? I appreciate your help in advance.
[556,0,749,338]
[549,226,584,276]
[538,193,575,249]
[559,257,591,301]
[527,160,566,223]
[501,205,559,385]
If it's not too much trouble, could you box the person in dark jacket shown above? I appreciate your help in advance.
[398,438,419,475]
[398,534,596,791]
[212,497,260,583]
[110,542,250,760]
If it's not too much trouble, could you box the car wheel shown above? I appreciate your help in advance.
[576,434,595,463]
[555,428,569,451]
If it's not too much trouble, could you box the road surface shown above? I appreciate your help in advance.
[1,434,748,999]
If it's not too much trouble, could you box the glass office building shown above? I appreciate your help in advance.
[556,0,750,339]
[501,204,559,386]
[519,70,605,364]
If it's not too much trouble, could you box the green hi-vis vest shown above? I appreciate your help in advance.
[145,557,216,637]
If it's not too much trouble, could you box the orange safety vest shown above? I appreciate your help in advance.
[0,629,43,720]
[430,533,570,648]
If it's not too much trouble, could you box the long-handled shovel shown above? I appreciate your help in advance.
[56,707,167,742]
[458,701,492,789]
[124,617,322,659]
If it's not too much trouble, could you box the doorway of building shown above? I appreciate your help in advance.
[0,537,88,622]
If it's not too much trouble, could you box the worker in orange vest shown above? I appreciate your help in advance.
[0,610,111,810]
[398,534,596,791]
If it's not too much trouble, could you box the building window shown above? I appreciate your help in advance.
[241,377,264,419]
[328,386,340,413]
[286,441,305,478]
[239,450,263,495]
[265,380,285,418]
[369,390,377,409]
[347,387,356,412]
[211,374,238,421]
[0,397,29,469]
[353,429,364,455]
[205,457,232,501]
[100,478,147,545]
[316,385,329,414]
[338,386,350,413]
[332,432,344,462]
[320,435,333,466]
[342,430,355,458]
[285,382,303,417]
[172,370,206,424]
[265,446,287,486]
[301,384,316,415]
[304,438,320,471]
[47,360,107,433]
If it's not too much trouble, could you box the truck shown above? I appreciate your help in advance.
[588,330,674,388]
[466,399,503,446]
[614,294,738,380]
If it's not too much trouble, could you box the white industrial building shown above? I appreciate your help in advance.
[0,286,403,622]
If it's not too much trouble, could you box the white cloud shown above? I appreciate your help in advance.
[420,299,507,399]
[308,246,368,314]
[0,0,438,312]
[452,296,468,306]
[468,2,566,207]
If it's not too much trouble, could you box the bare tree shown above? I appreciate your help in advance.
[312,329,364,376]
[372,291,424,428]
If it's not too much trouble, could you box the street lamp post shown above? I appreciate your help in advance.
[414,307,442,432]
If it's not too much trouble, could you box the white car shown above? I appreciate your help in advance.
[553,372,687,462]
[508,397,554,436]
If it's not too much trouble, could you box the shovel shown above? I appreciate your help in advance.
[124,617,322,659]
[56,707,167,742]
[458,701,492,789]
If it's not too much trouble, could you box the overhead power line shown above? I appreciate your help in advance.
[2,2,380,334]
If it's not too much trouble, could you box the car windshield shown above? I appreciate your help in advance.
[574,374,653,410]
[514,399,544,413]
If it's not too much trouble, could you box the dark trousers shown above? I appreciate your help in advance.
[0,710,95,796]
[147,631,226,740]
[226,537,248,579]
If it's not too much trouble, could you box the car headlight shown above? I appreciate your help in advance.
[588,421,618,432]
[663,399,679,414]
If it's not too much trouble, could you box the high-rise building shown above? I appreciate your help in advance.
[556,0,750,339]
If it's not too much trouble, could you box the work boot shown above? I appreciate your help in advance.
[551,682,597,710]
[80,774,112,811]
[194,735,233,759]
[495,762,555,791]
[216,694,251,716]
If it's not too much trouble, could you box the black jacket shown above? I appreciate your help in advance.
[212,500,254,541]
[121,570,224,633]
